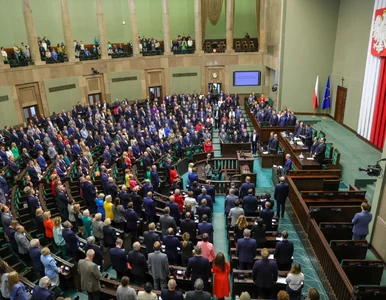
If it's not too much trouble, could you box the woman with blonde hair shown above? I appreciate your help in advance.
[40,247,61,286]
[180,232,193,267]
[96,193,105,220]
[53,216,66,254]
[8,271,28,300]
[235,215,248,242]
[10,143,19,159]
[81,209,93,238]
[286,264,304,300]
[104,195,114,221]
[43,211,54,240]
[188,162,194,174]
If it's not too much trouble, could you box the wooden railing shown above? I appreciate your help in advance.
[287,176,356,300]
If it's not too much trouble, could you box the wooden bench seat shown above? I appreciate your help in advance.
[309,205,361,223]
[341,259,384,285]
[330,240,368,262]
[319,222,353,242]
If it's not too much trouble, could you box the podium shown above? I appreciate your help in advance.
[237,151,256,184]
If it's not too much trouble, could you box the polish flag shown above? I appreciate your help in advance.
[313,75,319,109]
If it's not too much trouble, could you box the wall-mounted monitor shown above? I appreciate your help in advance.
[233,71,261,86]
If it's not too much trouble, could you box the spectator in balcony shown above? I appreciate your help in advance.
[154,40,160,50]
[84,48,91,56]
[46,50,52,59]
[187,37,193,49]
[13,44,21,61]
[1,47,7,62]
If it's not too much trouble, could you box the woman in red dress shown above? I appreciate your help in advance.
[212,252,230,300]
[203,139,213,153]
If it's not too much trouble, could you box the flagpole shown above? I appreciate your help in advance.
[312,109,316,118]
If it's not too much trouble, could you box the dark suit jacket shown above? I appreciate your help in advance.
[243,195,258,214]
[29,247,44,273]
[185,256,211,285]
[124,209,139,230]
[161,289,184,300]
[196,205,212,222]
[252,259,278,288]
[103,225,117,246]
[260,208,274,231]
[128,250,148,276]
[269,138,279,153]
[198,222,214,243]
[143,230,160,254]
[240,182,255,198]
[166,201,180,222]
[315,143,326,164]
[162,235,180,260]
[31,286,55,300]
[84,244,104,267]
[109,247,128,272]
[236,238,257,263]
[106,182,118,199]
[160,215,177,235]
[180,219,197,240]
[274,182,289,203]
[119,191,131,209]
[82,181,96,201]
[62,228,79,251]
[185,290,212,300]
[274,240,294,264]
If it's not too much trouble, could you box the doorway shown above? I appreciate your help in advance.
[208,82,222,96]
[23,105,39,122]
[334,86,347,123]
[88,93,102,106]
[149,86,162,101]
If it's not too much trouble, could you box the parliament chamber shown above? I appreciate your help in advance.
[1,1,386,300]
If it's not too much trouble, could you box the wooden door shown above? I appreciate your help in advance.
[335,86,347,123]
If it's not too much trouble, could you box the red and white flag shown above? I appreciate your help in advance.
[313,75,319,109]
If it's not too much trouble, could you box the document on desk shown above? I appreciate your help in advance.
[306,157,315,160]
[263,151,269,154]
[268,254,274,259]
[276,277,287,284]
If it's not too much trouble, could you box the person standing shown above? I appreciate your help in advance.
[147,241,170,290]
[128,242,148,285]
[285,264,305,300]
[31,277,55,300]
[274,177,289,219]
[212,252,230,300]
[352,202,372,240]
[236,229,257,270]
[197,233,215,264]
[78,249,102,300]
[250,129,259,155]
[116,276,137,300]
[110,238,128,280]
[185,246,212,290]
[186,278,212,300]
[252,248,278,300]
[160,279,183,300]
[40,247,62,286]
[274,231,294,271]
[8,271,28,300]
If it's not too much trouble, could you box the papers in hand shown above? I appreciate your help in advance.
[306,157,314,160]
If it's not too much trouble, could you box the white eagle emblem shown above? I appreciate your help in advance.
[373,13,386,54]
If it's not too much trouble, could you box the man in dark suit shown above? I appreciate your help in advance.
[236,229,257,270]
[20,148,32,167]
[260,202,274,231]
[310,137,319,155]
[62,221,79,258]
[119,186,131,209]
[185,278,212,300]
[143,222,160,255]
[160,207,177,235]
[240,176,255,199]
[8,156,20,178]
[198,214,214,243]
[274,176,289,219]
[352,202,373,240]
[250,129,259,154]
[109,238,128,280]
[180,212,197,244]
[188,168,199,187]
[162,228,180,265]
[128,242,148,285]
[305,124,313,150]
[274,230,294,271]
[142,151,152,171]
[106,177,118,199]
[313,137,326,164]
[29,239,45,277]
[252,248,278,299]
[84,236,104,271]
[57,185,69,220]
[103,146,111,166]
[124,202,139,242]
[150,165,160,192]
[283,154,293,174]
[196,199,212,223]
[186,246,212,290]
[243,189,258,216]
[268,134,279,154]
[82,176,97,214]
[27,161,39,187]
[161,279,184,300]
[31,276,55,300]
[166,196,181,224]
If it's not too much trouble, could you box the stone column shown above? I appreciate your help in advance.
[259,0,267,53]
[59,0,77,62]
[226,0,234,53]
[128,0,140,56]
[21,0,43,65]
[96,0,110,59]
[194,0,203,53]
[162,0,172,55]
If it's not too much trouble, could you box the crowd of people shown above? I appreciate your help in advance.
[0,90,323,300]
[171,35,194,53]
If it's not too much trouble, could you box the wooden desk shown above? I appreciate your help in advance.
[259,147,284,168]
[237,151,254,171]
[279,135,321,170]
[221,142,251,157]
[239,164,257,185]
